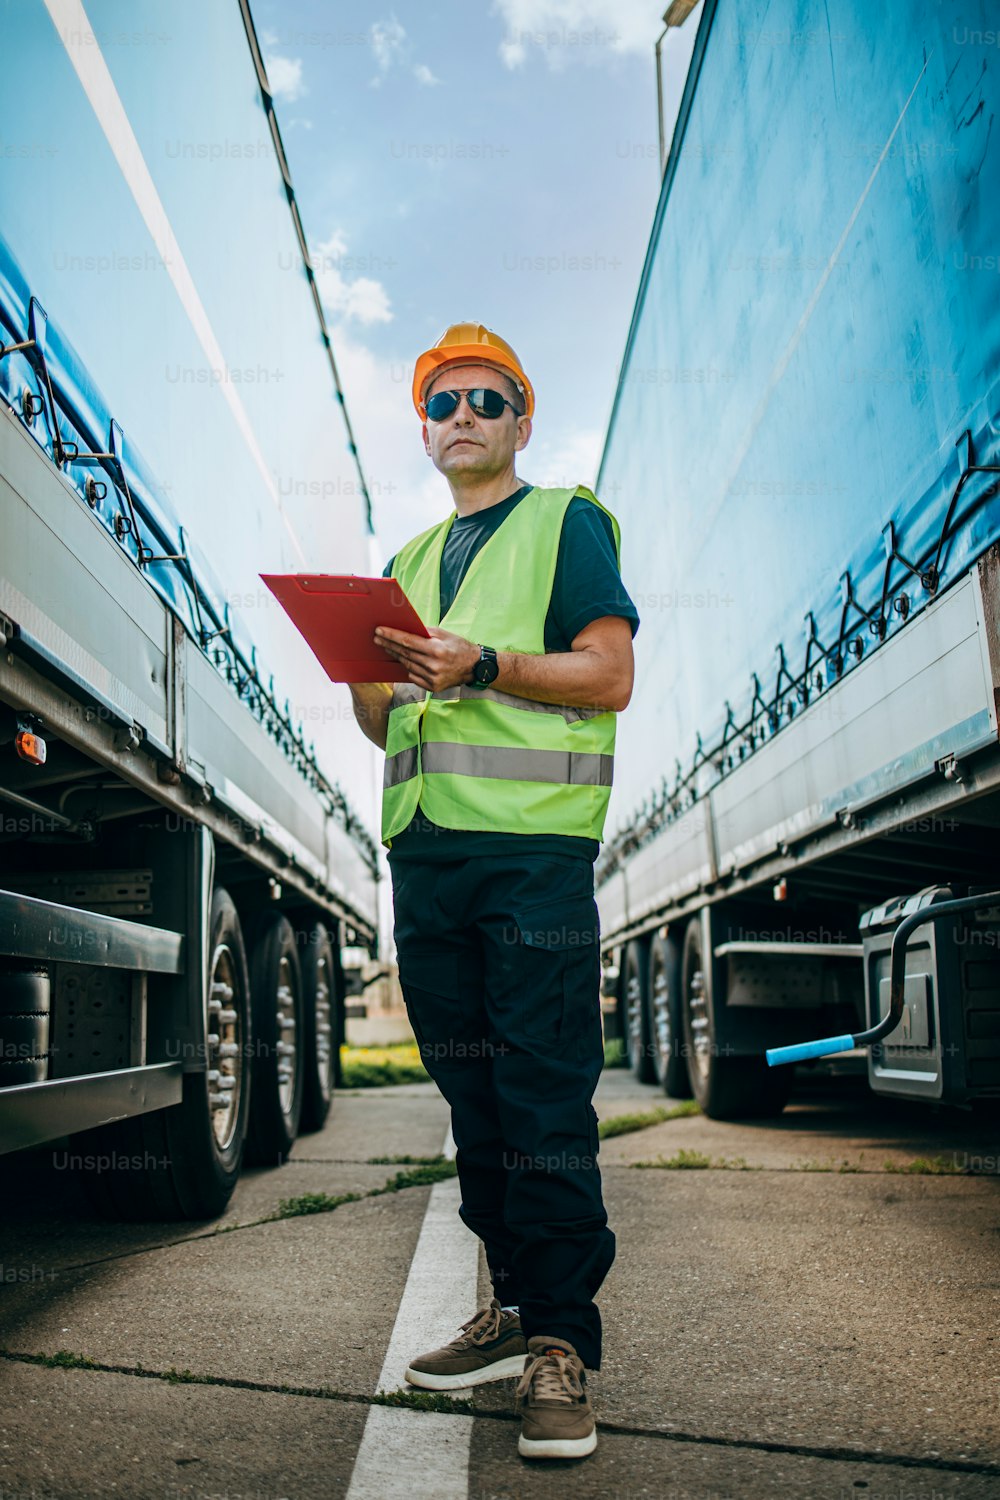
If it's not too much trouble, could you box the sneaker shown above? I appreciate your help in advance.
[516,1336,597,1459]
[404,1298,527,1390]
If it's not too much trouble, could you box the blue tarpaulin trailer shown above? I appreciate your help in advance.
[0,0,380,1216]
[597,0,1000,1119]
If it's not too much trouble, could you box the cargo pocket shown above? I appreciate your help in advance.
[393,945,475,1077]
[511,893,602,1056]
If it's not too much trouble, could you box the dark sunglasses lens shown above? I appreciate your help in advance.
[467,388,507,418]
[425,391,460,421]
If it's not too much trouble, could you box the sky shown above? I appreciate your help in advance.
[250,0,675,562]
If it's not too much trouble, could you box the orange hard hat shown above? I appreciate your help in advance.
[412,323,535,419]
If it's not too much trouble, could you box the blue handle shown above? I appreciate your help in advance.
[765,1033,856,1067]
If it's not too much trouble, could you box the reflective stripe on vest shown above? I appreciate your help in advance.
[381,485,621,845]
[385,741,614,789]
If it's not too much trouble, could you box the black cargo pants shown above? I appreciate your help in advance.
[389,849,615,1370]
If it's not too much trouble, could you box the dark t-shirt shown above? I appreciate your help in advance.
[382,482,639,862]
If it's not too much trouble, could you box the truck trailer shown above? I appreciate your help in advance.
[598,0,1000,1119]
[0,0,380,1216]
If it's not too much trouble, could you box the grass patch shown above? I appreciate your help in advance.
[372,1388,474,1415]
[884,1155,965,1176]
[367,1154,448,1166]
[598,1100,700,1139]
[35,1349,99,1370]
[637,1148,712,1169]
[340,1043,430,1088]
[379,1161,457,1191]
[603,1036,628,1069]
[271,1160,456,1222]
[794,1156,964,1175]
[274,1190,365,1218]
[632,1150,757,1171]
[796,1160,865,1174]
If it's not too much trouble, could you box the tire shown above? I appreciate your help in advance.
[77,886,252,1221]
[623,938,655,1082]
[647,932,691,1098]
[299,923,338,1133]
[680,915,793,1120]
[245,912,305,1166]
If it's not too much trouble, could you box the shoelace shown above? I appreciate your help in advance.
[515,1350,584,1405]
[457,1299,504,1347]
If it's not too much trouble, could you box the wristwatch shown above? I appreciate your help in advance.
[469,644,499,689]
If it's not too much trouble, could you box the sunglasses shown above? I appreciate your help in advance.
[424,387,523,422]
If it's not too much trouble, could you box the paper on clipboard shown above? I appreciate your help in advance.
[260,573,431,682]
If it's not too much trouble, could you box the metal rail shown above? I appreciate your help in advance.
[766,888,1000,1066]
[0,1063,183,1155]
[0,887,184,973]
[0,292,379,877]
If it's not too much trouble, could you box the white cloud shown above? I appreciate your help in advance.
[370,15,440,89]
[340,276,393,325]
[331,330,444,555]
[260,31,307,102]
[319,228,349,261]
[492,0,664,70]
[524,424,603,491]
[412,62,441,86]
[312,232,393,326]
[370,16,405,84]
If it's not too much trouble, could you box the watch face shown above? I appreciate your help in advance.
[474,649,499,685]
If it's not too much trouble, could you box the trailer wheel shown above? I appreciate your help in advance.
[623,938,655,1082]
[78,885,252,1221]
[647,933,692,1098]
[680,917,792,1119]
[299,923,338,1132]
[245,913,304,1165]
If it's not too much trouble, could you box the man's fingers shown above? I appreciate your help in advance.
[396,643,443,668]
[377,626,429,650]
[377,629,439,663]
[381,639,428,666]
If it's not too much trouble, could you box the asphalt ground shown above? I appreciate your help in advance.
[1,1069,999,1499]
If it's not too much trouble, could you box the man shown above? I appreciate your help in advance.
[349,322,638,1461]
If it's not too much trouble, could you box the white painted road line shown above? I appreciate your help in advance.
[374,1174,478,1398]
[345,1127,479,1500]
[345,1408,473,1500]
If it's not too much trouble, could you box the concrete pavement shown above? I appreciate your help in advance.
[1,1070,999,1498]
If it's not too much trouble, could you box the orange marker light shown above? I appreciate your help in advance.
[15,729,46,765]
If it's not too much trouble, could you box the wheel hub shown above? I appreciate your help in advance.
[276,954,298,1119]
[207,943,243,1151]
[688,964,711,1085]
[652,960,672,1068]
[313,953,333,1098]
[626,968,643,1058]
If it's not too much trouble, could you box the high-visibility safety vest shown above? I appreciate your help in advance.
[381,485,621,847]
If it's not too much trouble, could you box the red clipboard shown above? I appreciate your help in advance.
[260,573,431,682]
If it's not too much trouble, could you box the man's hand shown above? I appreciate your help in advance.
[374,616,634,710]
[375,626,479,692]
